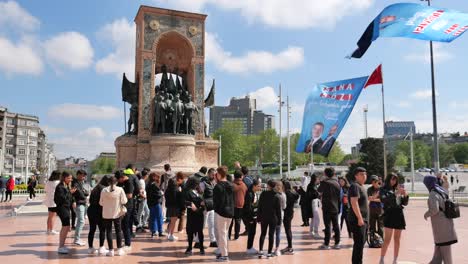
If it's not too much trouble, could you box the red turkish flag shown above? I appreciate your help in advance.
[364,64,383,88]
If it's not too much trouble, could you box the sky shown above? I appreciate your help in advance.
[1,0,467,160]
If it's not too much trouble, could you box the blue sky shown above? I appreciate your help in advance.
[1,0,467,159]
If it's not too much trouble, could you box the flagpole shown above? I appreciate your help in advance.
[381,64,388,178]
[278,84,283,178]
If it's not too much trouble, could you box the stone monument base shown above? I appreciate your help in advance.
[115,134,219,173]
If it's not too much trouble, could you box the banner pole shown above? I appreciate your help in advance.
[279,84,283,178]
[381,64,388,178]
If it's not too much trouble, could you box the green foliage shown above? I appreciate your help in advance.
[395,140,432,169]
[14,184,44,190]
[91,157,116,175]
[395,152,409,168]
[453,143,468,164]
[438,143,456,167]
[347,138,395,180]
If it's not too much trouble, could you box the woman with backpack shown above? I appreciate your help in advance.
[379,173,409,264]
[338,177,351,238]
[281,180,299,254]
[146,172,164,238]
[423,176,457,264]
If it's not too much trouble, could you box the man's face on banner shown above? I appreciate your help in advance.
[312,123,324,138]
[328,124,338,136]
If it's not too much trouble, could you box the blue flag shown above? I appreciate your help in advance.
[296,76,368,156]
[351,3,468,58]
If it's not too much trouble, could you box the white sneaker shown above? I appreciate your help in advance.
[246,248,258,254]
[274,248,281,256]
[106,250,114,257]
[168,235,178,241]
[58,247,70,254]
[98,247,109,255]
[123,246,132,252]
[88,248,97,255]
[74,240,86,246]
[116,248,126,256]
[50,230,59,235]
[214,248,221,255]
[313,233,322,239]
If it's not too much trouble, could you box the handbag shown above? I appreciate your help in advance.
[435,189,460,219]
[119,204,127,218]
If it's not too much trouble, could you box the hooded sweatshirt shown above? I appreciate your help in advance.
[213,180,235,218]
[99,185,128,219]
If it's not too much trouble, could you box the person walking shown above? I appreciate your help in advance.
[368,175,384,239]
[307,174,321,238]
[136,169,150,232]
[72,170,90,246]
[0,176,6,203]
[228,170,247,240]
[184,177,206,255]
[5,175,14,202]
[146,172,164,238]
[379,173,409,264]
[298,172,311,226]
[44,170,61,235]
[257,180,282,258]
[338,177,352,238]
[213,167,235,262]
[243,178,261,254]
[87,175,109,255]
[281,180,299,254]
[27,175,38,201]
[274,181,286,256]
[54,172,76,254]
[100,174,128,257]
[318,167,342,250]
[165,172,185,241]
[200,168,217,248]
[348,167,368,264]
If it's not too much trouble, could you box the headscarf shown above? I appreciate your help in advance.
[423,175,447,196]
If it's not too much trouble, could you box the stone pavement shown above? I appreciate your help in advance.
[0,199,466,264]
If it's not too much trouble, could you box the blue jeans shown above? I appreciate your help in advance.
[149,203,163,234]
[74,204,86,242]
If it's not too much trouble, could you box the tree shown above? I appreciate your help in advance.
[91,157,116,174]
[327,142,345,165]
[354,137,395,177]
[453,143,468,164]
[438,143,456,167]
[394,152,408,169]
[395,140,432,169]
[212,121,248,169]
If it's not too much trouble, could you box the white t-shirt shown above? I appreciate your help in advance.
[43,180,60,208]
[139,179,146,197]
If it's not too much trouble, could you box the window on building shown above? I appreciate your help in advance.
[18,148,25,155]
[18,120,26,126]
[17,139,25,145]
[6,148,13,155]
[17,158,25,166]
[29,130,38,137]
[17,129,26,136]
[29,148,36,155]
[6,128,13,134]
[7,118,14,125]
[27,121,37,127]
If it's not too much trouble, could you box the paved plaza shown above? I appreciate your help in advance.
[0,197,466,263]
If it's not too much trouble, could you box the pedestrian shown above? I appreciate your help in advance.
[368,175,384,239]
[184,177,206,255]
[213,166,235,262]
[379,173,409,264]
[423,176,458,264]
[5,175,14,202]
[442,175,450,191]
[456,175,459,185]
[307,174,321,238]
[117,167,136,251]
[244,178,261,254]
[274,180,286,256]
[165,172,185,241]
[44,170,61,235]
[160,164,173,222]
[450,175,454,186]
[54,171,76,254]
[298,172,311,227]
[27,175,38,200]
[136,169,150,232]
[100,173,128,257]
[281,180,299,254]
[0,176,6,202]
[146,172,164,238]
[71,169,90,246]
[318,167,342,250]
[240,166,254,236]
[228,170,247,240]
[126,164,142,237]
[200,168,217,248]
[339,177,351,238]
[193,166,207,181]
[87,175,109,255]
[257,180,282,258]
[349,167,368,264]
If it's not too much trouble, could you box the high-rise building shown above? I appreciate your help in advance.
[209,96,275,135]
[0,106,56,182]
[385,121,416,137]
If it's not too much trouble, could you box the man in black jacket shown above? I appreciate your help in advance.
[72,169,90,246]
[213,167,234,262]
[318,167,341,250]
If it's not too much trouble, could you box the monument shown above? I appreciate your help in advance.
[115,6,219,172]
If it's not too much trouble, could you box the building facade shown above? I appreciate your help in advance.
[0,106,56,182]
[209,96,275,135]
[385,121,416,137]
[56,156,88,174]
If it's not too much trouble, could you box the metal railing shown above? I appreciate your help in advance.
[12,189,45,195]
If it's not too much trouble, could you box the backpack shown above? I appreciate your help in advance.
[367,232,383,248]
[435,190,460,219]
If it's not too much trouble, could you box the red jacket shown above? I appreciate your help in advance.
[6,178,15,191]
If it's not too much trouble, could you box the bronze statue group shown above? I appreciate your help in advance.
[44,164,458,263]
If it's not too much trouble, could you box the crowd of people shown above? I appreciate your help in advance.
[40,163,458,263]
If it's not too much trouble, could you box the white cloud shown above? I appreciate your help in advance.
[155,0,373,29]
[48,103,121,120]
[44,32,94,70]
[396,101,411,108]
[0,37,43,75]
[0,1,40,32]
[95,18,135,79]
[248,86,277,110]
[404,43,454,64]
[206,32,304,74]
[80,127,106,138]
[410,89,439,100]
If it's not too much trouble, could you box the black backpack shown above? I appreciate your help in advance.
[367,232,383,248]
[435,190,460,219]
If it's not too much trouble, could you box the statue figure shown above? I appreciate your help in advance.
[168,74,177,96]
[184,95,198,135]
[164,93,174,133]
[121,73,139,135]
[171,93,184,134]
[128,104,138,134]
[160,65,169,90]
[154,93,167,133]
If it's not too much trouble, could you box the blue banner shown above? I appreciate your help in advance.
[296,76,368,156]
[351,3,468,58]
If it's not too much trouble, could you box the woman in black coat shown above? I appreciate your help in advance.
[54,171,76,254]
[257,180,282,257]
[243,179,262,254]
[87,175,109,255]
[281,180,299,254]
[184,177,205,255]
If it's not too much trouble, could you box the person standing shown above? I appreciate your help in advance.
[54,172,76,254]
[193,167,207,181]
[72,169,90,246]
[184,177,206,255]
[136,169,150,232]
[423,176,457,264]
[0,176,5,203]
[339,177,352,238]
[44,170,61,235]
[281,180,299,254]
[274,181,286,256]
[318,167,341,250]
[307,174,321,238]
[244,178,261,254]
[87,175,109,255]
[5,175,14,202]
[27,175,38,201]
[298,172,311,227]
[379,173,409,264]
[456,175,459,185]
[450,175,454,186]
[213,167,235,262]
[165,172,185,241]
[368,175,384,239]
[200,168,217,248]
[228,170,247,240]
[160,164,174,222]
[117,168,135,251]
[100,174,128,257]
[146,172,164,238]
[257,180,282,258]
[348,167,368,264]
